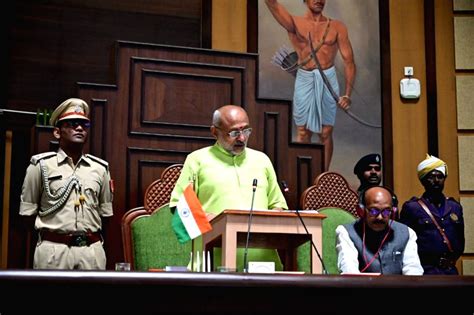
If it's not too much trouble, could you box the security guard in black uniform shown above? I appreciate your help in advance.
[353,153,382,196]
[399,154,464,275]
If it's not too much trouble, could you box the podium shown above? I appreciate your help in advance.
[202,209,326,274]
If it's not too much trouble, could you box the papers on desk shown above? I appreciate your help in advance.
[274,271,306,275]
[165,266,189,272]
[245,209,319,214]
[286,209,319,214]
[340,272,381,276]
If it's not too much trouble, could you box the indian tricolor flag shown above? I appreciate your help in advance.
[172,184,212,243]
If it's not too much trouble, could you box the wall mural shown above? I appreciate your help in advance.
[259,0,382,189]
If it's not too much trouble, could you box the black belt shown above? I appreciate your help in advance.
[420,254,456,269]
[40,230,102,247]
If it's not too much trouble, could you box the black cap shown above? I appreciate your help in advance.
[354,153,382,175]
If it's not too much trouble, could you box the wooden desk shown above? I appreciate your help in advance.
[1,271,473,314]
[202,209,326,273]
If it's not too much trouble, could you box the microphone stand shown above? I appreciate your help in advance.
[281,181,328,275]
[294,208,328,274]
[243,179,258,273]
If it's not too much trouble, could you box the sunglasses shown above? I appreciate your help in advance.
[367,208,393,218]
[61,120,91,129]
[365,165,381,172]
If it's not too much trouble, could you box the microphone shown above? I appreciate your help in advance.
[281,180,289,193]
[243,178,258,273]
[280,180,328,275]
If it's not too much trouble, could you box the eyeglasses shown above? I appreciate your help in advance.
[365,165,381,172]
[367,208,393,218]
[61,120,91,129]
[215,126,252,138]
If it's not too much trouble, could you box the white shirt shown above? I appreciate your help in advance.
[335,224,424,275]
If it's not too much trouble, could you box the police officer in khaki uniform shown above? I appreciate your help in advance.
[19,98,114,269]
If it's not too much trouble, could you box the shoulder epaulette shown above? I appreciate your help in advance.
[30,152,57,165]
[447,197,460,204]
[85,154,109,170]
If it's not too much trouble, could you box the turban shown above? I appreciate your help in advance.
[354,153,381,175]
[417,154,448,180]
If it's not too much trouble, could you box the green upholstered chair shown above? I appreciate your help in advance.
[122,205,284,272]
[295,208,356,274]
[318,207,357,274]
[297,171,359,274]
[120,163,188,270]
[121,203,191,271]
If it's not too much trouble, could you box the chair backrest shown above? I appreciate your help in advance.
[121,203,191,271]
[300,171,359,218]
[318,207,357,274]
[144,164,183,212]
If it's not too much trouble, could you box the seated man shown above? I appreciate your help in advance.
[335,186,423,275]
[170,105,288,270]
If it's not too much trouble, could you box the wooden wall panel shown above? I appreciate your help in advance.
[126,148,192,210]
[72,41,323,268]
[390,0,429,204]
[5,40,323,269]
[456,76,474,130]
[128,57,245,136]
[454,17,474,70]
[89,98,108,159]
[454,0,474,10]
[5,0,202,111]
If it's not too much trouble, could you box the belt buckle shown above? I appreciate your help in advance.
[439,257,453,269]
[72,234,88,247]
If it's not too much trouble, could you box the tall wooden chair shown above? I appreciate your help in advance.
[144,164,183,212]
[300,171,359,217]
[121,163,188,270]
[298,171,359,274]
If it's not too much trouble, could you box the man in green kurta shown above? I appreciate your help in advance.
[170,105,288,270]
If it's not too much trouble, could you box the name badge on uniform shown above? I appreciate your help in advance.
[109,179,115,193]
[450,213,459,222]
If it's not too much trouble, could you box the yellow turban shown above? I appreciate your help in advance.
[417,154,448,180]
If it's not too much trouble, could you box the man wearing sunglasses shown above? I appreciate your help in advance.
[353,153,382,196]
[399,154,464,275]
[19,98,114,270]
[170,105,288,270]
[335,186,423,275]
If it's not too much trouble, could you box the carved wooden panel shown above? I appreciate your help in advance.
[73,41,323,268]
